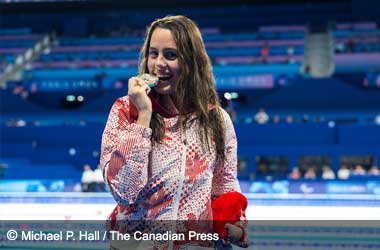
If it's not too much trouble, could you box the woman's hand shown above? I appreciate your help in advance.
[128,76,152,127]
[224,223,243,244]
[128,76,152,113]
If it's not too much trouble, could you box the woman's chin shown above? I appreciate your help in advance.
[153,84,175,95]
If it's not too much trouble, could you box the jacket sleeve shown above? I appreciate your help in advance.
[100,96,152,206]
[211,108,249,248]
[211,108,240,198]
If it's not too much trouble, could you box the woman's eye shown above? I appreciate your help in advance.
[164,51,178,60]
[149,51,158,57]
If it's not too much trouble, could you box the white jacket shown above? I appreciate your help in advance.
[100,96,248,249]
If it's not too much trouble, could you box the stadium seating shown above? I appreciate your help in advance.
[1,6,379,183]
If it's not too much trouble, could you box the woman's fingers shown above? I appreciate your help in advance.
[128,77,152,113]
[129,77,151,94]
[224,223,243,242]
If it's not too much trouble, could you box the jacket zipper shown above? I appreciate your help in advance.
[172,137,187,219]
[169,136,188,250]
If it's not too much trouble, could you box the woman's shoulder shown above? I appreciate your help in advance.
[208,105,229,117]
[217,107,233,123]
[112,95,131,109]
[110,95,138,122]
[113,95,137,112]
[217,107,236,135]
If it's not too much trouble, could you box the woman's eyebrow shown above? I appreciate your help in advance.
[148,47,177,52]
[163,48,177,52]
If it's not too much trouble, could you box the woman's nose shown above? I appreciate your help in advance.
[155,54,167,68]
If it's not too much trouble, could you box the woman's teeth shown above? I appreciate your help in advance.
[158,76,172,81]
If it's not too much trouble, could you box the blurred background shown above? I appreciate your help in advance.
[1,0,380,243]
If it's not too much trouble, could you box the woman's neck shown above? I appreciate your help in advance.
[158,94,179,115]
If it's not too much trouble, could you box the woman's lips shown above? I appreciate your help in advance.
[158,75,172,81]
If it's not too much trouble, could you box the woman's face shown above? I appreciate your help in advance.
[147,28,181,95]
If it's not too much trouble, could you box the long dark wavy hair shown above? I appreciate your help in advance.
[138,15,226,162]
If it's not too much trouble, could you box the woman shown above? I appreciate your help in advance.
[100,15,248,249]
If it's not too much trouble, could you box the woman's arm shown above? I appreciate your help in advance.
[211,108,249,248]
[100,96,152,205]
